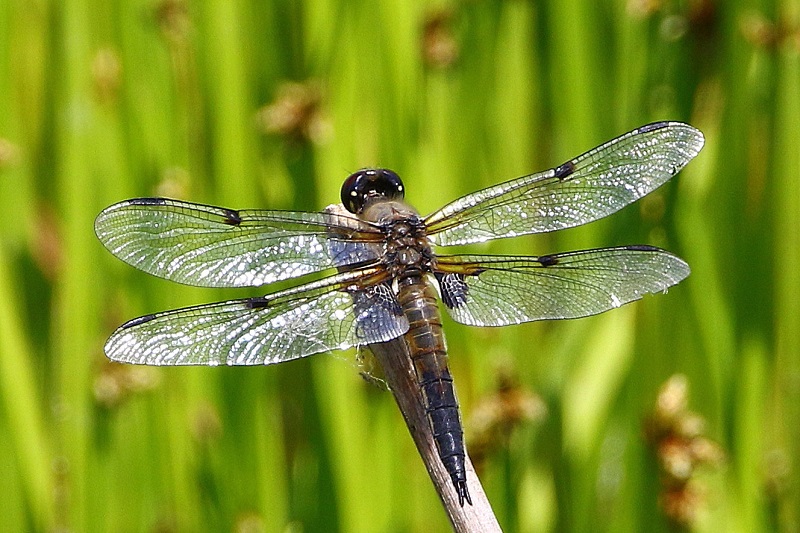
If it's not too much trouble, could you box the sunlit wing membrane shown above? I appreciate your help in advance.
[350,282,406,340]
[104,268,410,365]
[94,197,384,288]
[425,122,704,246]
[323,203,385,270]
[434,246,690,326]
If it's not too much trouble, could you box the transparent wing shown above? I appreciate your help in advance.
[104,269,409,366]
[94,198,384,288]
[425,122,704,246]
[435,246,689,326]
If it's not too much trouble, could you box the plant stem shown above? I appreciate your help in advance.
[369,338,502,532]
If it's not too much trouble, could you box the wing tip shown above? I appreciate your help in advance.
[622,244,691,284]
[94,198,169,240]
[641,121,705,159]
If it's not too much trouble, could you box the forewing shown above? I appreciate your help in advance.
[323,203,386,270]
[104,269,409,365]
[425,122,704,246]
[435,246,690,326]
[95,197,383,288]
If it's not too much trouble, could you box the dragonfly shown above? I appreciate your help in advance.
[95,121,704,506]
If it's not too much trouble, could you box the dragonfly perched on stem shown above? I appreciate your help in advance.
[95,121,704,508]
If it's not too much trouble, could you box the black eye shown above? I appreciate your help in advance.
[340,168,405,214]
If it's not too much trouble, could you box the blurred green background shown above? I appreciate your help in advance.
[1,0,798,531]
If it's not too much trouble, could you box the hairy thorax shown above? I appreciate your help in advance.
[361,200,435,279]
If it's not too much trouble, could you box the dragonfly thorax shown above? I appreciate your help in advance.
[376,213,434,279]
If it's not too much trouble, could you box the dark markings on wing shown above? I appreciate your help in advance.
[537,254,560,267]
[222,209,242,226]
[434,246,690,326]
[554,161,575,179]
[104,267,410,366]
[121,313,159,328]
[244,297,270,309]
[424,122,704,246]
[351,282,405,340]
[130,198,167,206]
[435,272,470,309]
[94,197,385,288]
[638,121,670,133]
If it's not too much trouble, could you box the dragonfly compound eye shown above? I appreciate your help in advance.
[341,168,405,214]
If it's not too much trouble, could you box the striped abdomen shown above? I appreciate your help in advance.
[396,273,471,506]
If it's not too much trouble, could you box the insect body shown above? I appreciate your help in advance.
[95,122,704,505]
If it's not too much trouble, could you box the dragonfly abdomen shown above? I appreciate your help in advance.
[397,274,471,506]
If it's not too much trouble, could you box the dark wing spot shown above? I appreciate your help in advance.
[120,313,159,329]
[129,197,168,206]
[554,161,575,179]
[436,272,470,309]
[623,244,660,252]
[222,208,242,226]
[636,121,669,133]
[244,297,270,309]
[537,254,560,267]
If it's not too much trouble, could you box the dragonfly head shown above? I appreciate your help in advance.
[341,168,405,215]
